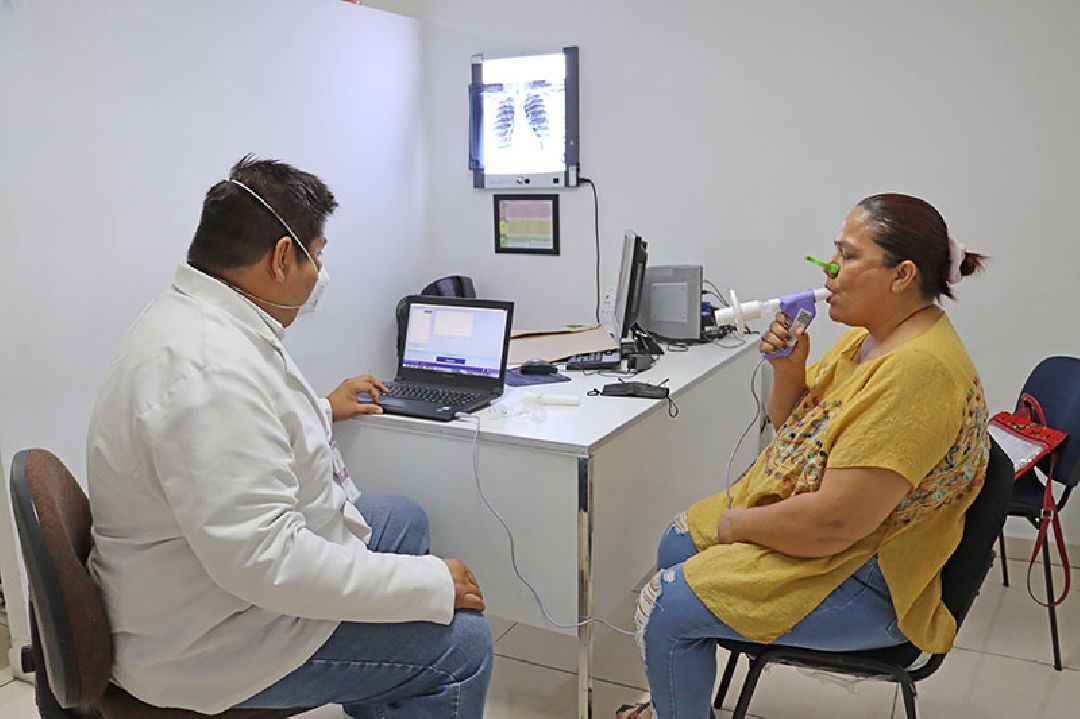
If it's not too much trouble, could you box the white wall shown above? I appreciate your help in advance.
[361,0,427,19]
[411,0,1080,540]
[0,0,427,668]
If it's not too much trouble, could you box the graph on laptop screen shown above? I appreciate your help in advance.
[402,302,509,378]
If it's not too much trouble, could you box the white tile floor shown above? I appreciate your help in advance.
[1,557,1078,718]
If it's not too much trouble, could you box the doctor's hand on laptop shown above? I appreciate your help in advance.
[327,374,389,421]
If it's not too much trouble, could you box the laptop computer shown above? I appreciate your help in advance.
[378,295,515,421]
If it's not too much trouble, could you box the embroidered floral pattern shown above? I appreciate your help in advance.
[755,374,988,525]
[761,392,842,495]
[888,378,989,528]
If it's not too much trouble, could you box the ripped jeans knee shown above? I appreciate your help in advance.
[669,510,690,534]
[634,564,735,718]
[656,511,698,571]
[634,566,678,660]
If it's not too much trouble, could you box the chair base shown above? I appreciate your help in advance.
[999,516,1065,671]
[714,642,929,719]
[98,684,309,718]
[29,617,309,719]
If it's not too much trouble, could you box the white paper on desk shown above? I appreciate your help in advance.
[508,325,619,364]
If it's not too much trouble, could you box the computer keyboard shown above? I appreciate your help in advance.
[385,383,484,406]
[565,350,622,371]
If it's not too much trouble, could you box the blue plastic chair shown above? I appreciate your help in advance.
[997,355,1080,671]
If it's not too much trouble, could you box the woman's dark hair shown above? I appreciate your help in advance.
[857,193,986,301]
[187,155,338,271]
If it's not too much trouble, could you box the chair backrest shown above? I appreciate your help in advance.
[939,438,1014,624]
[10,449,113,708]
[1018,356,1080,488]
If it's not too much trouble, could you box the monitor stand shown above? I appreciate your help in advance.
[622,325,664,371]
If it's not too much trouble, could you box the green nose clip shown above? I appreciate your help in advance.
[805,255,839,275]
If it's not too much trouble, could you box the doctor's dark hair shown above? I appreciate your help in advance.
[187,155,338,271]
[857,193,986,301]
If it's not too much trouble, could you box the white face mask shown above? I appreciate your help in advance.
[298,266,329,316]
[225,179,326,314]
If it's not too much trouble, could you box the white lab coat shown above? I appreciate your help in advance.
[86,264,454,713]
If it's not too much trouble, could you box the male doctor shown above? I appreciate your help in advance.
[87,156,492,718]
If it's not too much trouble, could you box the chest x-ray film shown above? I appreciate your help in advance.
[469,47,580,189]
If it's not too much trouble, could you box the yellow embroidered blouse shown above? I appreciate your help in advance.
[684,314,989,653]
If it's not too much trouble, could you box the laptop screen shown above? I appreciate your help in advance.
[402,301,510,379]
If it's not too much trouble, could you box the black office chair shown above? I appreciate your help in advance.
[712,438,1014,719]
[9,448,312,719]
[394,274,477,362]
[996,356,1080,671]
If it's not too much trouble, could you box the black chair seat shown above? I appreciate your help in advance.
[717,638,923,674]
[1007,471,1047,517]
[100,683,307,719]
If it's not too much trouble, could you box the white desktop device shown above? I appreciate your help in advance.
[638,264,704,341]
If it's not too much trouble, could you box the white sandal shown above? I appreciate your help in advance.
[614,699,653,718]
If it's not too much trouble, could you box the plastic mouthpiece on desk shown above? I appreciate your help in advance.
[534,394,580,406]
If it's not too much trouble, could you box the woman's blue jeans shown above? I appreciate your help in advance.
[638,519,907,719]
[235,494,493,719]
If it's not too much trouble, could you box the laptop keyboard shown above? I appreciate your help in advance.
[385,383,485,407]
[565,350,622,371]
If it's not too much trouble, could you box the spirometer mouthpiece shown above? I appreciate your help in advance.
[713,288,829,334]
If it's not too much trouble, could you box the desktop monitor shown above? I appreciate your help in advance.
[612,230,648,341]
[468,47,580,189]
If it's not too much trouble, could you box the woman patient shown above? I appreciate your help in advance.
[619,194,990,719]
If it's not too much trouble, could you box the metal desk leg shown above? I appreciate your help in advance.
[577,456,594,719]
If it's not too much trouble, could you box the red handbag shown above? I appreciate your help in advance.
[989,393,1070,607]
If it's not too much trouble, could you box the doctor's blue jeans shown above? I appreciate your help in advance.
[638,519,907,719]
[235,494,493,719]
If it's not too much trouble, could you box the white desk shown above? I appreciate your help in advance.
[335,341,762,718]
